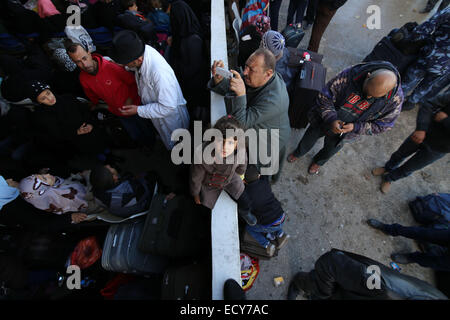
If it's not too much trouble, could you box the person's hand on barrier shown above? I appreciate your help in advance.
[120,105,138,116]
[229,70,246,97]
[194,195,201,205]
[411,130,426,144]
[212,60,225,85]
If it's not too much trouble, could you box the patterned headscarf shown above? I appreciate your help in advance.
[251,14,271,37]
[19,175,88,214]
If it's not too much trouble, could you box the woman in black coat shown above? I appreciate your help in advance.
[169,0,209,114]
[27,81,111,173]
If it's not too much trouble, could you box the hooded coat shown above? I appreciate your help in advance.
[308,61,404,141]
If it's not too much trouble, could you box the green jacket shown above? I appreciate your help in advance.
[208,72,291,175]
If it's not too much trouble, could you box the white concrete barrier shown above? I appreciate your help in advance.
[210,0,242,300]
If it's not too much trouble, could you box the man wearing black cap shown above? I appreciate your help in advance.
[109,30,190,150]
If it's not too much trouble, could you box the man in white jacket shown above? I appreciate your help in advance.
[110,30,190,150]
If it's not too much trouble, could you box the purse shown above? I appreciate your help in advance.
[281,23,305,48]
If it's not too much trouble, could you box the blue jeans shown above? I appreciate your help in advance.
[245,217,285,247]
[384,136,446,182]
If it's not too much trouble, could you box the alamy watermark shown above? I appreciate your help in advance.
[366,5,381,30]
[171,121,280,176]
[366,265,381,290]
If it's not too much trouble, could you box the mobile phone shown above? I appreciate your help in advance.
[216,67,233,79]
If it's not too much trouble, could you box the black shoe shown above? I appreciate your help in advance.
[367,219,389,235]
[391,253,413,264]
[224,279,246,300]
[287,281,300,300]
[239,210,257,226]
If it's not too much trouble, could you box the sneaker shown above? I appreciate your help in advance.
[308,163,320,175]
[371,167,386,176]
[224,279,246,300]
[391,253,413,264]
[265,243,276,256]
[381,181,391,194]
[275,233,290,249]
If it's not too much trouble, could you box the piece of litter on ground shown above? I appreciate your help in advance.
[340,224,344,228]
[413,8,417,12]
[383,241,386,244]
[355,15,360,19]
[363,24,367,28]
[400,14,403,17]
[321,248,325,252]
[273,277,284,287]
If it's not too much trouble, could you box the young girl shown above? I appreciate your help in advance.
[190,115,256,225]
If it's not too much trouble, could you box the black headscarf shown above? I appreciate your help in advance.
[170,0,203,49]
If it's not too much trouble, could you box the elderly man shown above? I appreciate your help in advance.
[209,48,291,182]
[287,61,404,175]
[66,41,156,149]
[109,30,189,150]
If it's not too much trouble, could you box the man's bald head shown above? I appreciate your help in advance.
[363,69,397,98]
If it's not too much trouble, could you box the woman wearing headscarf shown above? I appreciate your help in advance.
[169,0,209,118]
[27,80,112,172]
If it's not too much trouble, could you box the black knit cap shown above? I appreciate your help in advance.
[27,80,50,102]
[109,30,145,65]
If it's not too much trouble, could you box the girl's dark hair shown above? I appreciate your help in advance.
[90,165,116,192]
[213,115,244,140]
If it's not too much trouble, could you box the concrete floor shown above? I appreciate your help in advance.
[245,0,450,300]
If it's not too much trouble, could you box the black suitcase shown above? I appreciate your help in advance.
[101,218,169,275]
[161,261,211,300]
[239,230,278,260]
[288,88,318,129]
[295,60,327,92]
[138,194,210,258]
[363,36,417,75]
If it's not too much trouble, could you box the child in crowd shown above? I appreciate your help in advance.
[190,115,256,226]
[243,165,290,256]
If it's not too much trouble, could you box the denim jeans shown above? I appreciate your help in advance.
[292,125,344,166]
[383,223,450,272]
[245,219,285,247]
[384,136,446,182]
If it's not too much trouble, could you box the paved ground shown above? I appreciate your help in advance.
[244,0,450,300]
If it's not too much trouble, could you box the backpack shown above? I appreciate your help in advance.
[409,193,450,227]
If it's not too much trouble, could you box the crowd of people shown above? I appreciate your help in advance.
[0,0,448,300]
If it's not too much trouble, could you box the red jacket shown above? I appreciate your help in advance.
[79,54,141,117]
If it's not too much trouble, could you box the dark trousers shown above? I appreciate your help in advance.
[296,250,388,299]
[286,0,309,26]
[383,223,450,272]
[292,125,344,166]
[384,136,446,182]
[307,2,338,52]
[305,0,319,24]
[269,0,283,31]
[120,115,156,149]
